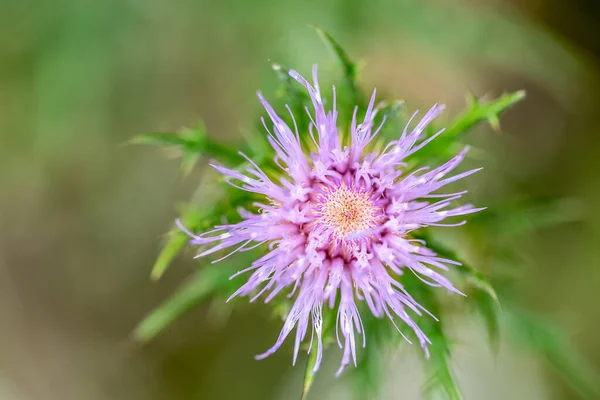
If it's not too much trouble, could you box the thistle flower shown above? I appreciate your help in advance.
[179,65,483,375]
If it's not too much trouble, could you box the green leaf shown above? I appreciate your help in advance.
[352,311,397,400]
[423,332,464,400]
[131,123,240,175]
[203,137,241,164]
[413,231,500,309]
[313,26,364,140]
[475,198,583,240]
[151,231,190,281]
[471,289,501,354]
[301,345,319,400]
[150,182,253,281]
[150,208,209,281]
[375,100,406,141]
[181,151,201,176]
[415,90,526,161]
[270,61,312,147]
[410,231,503,369]
[134,263,236,343]
[457,264,500,309]
[353,274,464,400]
[402,275,464,400]
[271,61,309,111]
[130,132,191,147]
[301,306,336,400]
[314,26,360,108]
[445,90,525,139]
[505,304,600,399]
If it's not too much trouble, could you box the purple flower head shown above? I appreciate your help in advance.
[181,65,483,375]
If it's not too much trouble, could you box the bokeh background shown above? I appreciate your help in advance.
[1,0,599,399]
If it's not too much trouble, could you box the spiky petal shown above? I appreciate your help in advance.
[181,65,482,374]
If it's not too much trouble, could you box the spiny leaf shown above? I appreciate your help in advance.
[271,61,309,109]
[301,344,319,400]
[415,233,502,351]
[134,264,237,343]
[181,151,201,176]
[131,124,240,174]
[314,26,360,108]
[423,335,464,400]
[130,132,191,147]
[413,231,500,308]
[379,100,405,118]
[415,90,525,161]
[445,90,526,139]
[352,310,398,400]
[471,289,501,354]
[151,232,189,281]
[301,305,337,400]
[457,264,500,308]
[150,209,209,281]
[505,304,600,399]
[314,27,362,143]
[202,137,241,163]
[151,185,252,281]
[270,61,311,146]
[474,198,582,240]
[400,274,464,400]
[375,99,406,141]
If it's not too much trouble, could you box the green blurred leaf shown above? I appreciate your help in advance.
[314,26,364,141]
[134,263,237,343]
[151,230,191,281]
[314,26,360,108]
[150,208,210,281]
[301,350,317,400]
[376,99,406,141]
[181,151,201,176]
[446,90,526,138]
[269,61,313,151]
[301,305,337,400]
[505,304,600,399]
[130,132,192,147]
[423,332,464,400]
[475,198,583,240]
[472,289,501,354]
[412,231,503,360]
[352,311,398,400]
[402,275,464,400]
[414,231,500,308]
[353,273,465,400]
[131,123,240,175]
[415,90,526,161]
[457,264,500,308]
[151,182,253,281]
[271,62,310,119]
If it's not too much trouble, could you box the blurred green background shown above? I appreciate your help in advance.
[1,0,599,399]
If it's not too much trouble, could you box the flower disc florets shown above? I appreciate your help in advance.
[180,65,483,375]
[314,183,379,240]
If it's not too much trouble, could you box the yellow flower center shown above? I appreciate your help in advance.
[316,185,378,240]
